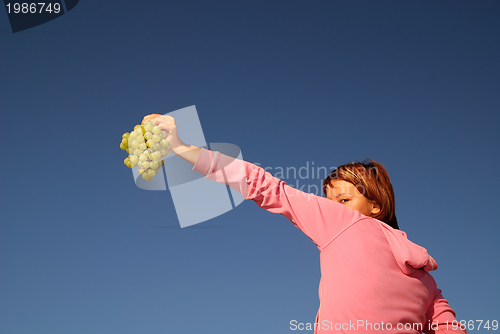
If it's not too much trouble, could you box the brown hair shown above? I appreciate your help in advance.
[322,159,399,230]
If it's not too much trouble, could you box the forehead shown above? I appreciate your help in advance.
[326,180,358,196]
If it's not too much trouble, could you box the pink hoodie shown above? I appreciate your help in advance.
[193,148,466,334]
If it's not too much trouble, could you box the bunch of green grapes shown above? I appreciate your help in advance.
[119,120,171,181]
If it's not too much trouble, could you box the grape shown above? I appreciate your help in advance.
[124,157,132,168]
[130,155,139,166]
[161,148,171,156]
[160,139,169,148]
[136,133,145,142]
[121,121,166,181]
[134,126,144,136]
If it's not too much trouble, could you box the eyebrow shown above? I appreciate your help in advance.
[336,193,344,198]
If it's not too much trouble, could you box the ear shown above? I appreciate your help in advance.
[370,201,381,215]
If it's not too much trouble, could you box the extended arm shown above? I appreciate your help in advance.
[146,114,362,248]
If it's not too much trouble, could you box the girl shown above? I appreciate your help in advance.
[143,114,466,334]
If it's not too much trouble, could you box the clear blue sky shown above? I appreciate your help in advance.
[1,1,499,333]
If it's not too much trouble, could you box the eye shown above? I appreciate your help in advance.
[339,199,349,204]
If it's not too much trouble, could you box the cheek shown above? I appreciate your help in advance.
[348,201,363,211]
[349,199,372,215]
[343,201,361,213]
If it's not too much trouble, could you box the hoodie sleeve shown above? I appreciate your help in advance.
[424,289,467,334]
[192,148,363,249]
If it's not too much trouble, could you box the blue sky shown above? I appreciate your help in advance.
[1,1,499,333]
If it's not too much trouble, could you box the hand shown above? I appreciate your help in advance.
[141,114,200,164]
[142,114,184,152]
[142,114,162,124]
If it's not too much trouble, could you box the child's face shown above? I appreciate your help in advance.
[326,180,380,218]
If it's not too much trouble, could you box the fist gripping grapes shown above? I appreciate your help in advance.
[142,114,183,152]
[138,113,200,167]
[118,114,176,181]
[119,114,189,182]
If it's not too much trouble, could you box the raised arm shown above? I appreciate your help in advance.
[146,114,364,249]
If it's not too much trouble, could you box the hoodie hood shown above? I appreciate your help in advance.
[379,223,438,275]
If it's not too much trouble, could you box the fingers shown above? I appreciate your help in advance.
[153,116,174,127]
[142,114,163,124]
[142,115,176,136]
[157,124,173,138]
